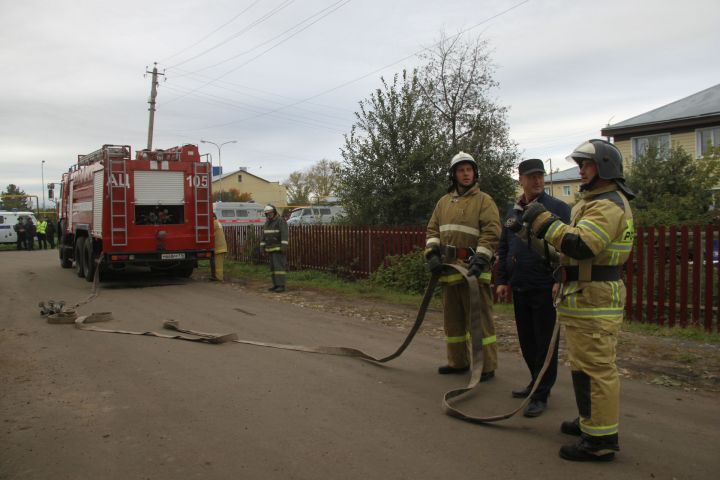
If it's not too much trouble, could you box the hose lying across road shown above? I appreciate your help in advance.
[41,262,558,424]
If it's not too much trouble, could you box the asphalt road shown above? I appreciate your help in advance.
[1,249,718,479]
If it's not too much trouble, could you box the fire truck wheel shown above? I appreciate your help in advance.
[84,240,96,282]
[74,237,86,278]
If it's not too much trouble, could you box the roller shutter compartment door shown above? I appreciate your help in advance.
[134,171,184,205]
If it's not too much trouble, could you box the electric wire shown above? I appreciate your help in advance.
[166,0,296,70]
[162,0,352,106]
[160,0,263,64]
[183,0,530,131]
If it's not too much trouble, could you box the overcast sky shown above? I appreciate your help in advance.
[1,0,718,207]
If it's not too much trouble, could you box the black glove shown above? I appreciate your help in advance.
[522,202,557,238]
[467,254,491,277]
[521,202,548,226]
[424,244,443,274]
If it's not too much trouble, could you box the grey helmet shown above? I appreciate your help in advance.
[568,139,634,199]
[263,204,277,214]
[448,151,478,186]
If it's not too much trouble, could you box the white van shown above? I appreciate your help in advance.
[286,206,345,226]
[213,202,265,227]
[0,211,39,244]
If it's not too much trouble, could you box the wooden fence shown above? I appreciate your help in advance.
[224,224,720,332]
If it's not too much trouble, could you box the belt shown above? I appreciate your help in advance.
[441,245,475,261]
[555,265,621,282]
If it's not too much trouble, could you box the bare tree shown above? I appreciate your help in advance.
[283,171,312,205]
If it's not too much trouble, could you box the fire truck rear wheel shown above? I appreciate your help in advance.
[84,240,96,282]
[74,237,86,278]
[60,244,73,268]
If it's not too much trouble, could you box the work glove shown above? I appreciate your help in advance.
[521,202,557,238]
[467,254,492,277]
[424,244,443,275]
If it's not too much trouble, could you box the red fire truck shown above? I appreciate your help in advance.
[57,144,214,281]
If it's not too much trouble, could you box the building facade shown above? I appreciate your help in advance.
[212,168,288,207]
[601,83,720,166]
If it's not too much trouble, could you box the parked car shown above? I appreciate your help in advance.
[286,206,345,225]
[213,202,265,227]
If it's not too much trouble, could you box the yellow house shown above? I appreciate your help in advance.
[601,83,720,167]
[544,166,582,205]
[212,168,288,207]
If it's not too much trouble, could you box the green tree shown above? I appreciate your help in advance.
[284,171,312,205]
[419,33,519,210]
[626,145,720,225]
[339,70,447,225]
[1,184,32,210]
[212,188,252,202]
[307,159,341,199]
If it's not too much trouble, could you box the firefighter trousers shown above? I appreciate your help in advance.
[442,280,497,373]
[565,323,620,438]
[269,252,287,287]
[213,253,225,281]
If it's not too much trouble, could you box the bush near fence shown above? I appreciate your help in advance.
[224,224,720,332]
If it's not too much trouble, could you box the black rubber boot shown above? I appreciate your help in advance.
[559,434,619,462]
[561,418,582,436]
[437,365,469,375]
[480,370,495,382]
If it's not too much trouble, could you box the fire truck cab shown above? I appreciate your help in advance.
[58,144,214,281]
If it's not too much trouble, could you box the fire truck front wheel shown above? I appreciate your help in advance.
[74,237,86,278]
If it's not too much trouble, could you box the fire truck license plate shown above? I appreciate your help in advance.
[161,253,185,260]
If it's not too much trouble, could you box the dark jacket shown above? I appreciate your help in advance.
[496,192,571,291]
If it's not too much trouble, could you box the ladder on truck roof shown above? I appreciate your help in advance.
[108,151,129,247]
[194,161,212,244]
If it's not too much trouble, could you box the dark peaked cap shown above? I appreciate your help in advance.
[518,158,545,175]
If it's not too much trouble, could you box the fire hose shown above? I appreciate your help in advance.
[40,258,559,424]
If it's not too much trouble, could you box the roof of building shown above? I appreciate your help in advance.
[212,168,279,185]
[602,83,720,135]
[545,166,580,182]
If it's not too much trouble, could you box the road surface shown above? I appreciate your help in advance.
[1,249,718,479]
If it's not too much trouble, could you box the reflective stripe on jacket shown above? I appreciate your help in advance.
[426,183,501,283]
[261,216,288,252]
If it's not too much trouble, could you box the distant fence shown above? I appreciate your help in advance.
[224,224,720,332]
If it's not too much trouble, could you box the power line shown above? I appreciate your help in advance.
[185,0,531,131]
[161,0,263,64]
[162,0,352,105]
[166,0,296,70]
[175,0,351,76]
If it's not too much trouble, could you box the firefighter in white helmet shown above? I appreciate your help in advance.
[425,151,501,380]
[260,204,289,292]
[522,139,634,462]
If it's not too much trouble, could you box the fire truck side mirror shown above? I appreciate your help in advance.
[47,183,54,199]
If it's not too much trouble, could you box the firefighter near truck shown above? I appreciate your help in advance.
[57,144,215,281]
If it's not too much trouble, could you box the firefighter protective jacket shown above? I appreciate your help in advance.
[529,182,634,328]
[426,183,501,284]
[261,215,288,253]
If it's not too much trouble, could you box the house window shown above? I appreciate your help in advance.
[562,185,571,196]
[237,175,243,182]
[697,127,720,157]
[631,133,670,161]
[544,187,551,196]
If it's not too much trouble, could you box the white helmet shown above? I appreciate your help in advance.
[450,151,477,171]
[264,204,276,214]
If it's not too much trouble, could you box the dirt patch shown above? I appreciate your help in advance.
[221,274,720,395]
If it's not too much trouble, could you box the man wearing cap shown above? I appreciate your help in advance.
[496,159,571,418]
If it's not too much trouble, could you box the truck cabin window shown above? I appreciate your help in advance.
[135,205,184,225]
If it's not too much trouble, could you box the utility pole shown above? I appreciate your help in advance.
[41,160,45,210]
[145,62,165,151]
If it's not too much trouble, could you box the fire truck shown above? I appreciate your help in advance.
[57,144,214,281]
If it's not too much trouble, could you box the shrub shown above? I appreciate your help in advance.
[370,248,432,294]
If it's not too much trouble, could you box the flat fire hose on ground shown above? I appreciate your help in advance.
[41,261,559,424]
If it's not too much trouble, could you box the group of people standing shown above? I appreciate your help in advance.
[425,139,634,462]
[13,216,55,251]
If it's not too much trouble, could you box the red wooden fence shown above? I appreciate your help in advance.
[225,224,719,332]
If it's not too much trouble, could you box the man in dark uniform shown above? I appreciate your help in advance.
[14,217,26,250]
[496,159,571,417]
[260,205,289,292]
